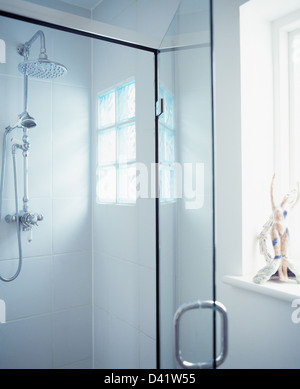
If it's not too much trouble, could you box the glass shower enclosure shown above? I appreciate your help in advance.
[157,0,227,369]
[0,0,227,369]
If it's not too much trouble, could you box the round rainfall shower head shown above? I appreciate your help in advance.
[18,58,67,79]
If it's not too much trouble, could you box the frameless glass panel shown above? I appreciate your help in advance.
[158,0,214,369]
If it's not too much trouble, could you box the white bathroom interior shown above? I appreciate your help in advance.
[1,0,300,370]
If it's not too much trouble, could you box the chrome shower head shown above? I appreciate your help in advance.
[17,30,67,79]
[6,111,36,131]
[18,58,67,79]
[18,111,36,128]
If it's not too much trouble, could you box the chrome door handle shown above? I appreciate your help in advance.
[174,300,228,369]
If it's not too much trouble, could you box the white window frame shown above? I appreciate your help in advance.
[272,10,300,193]
[272,11,300,259]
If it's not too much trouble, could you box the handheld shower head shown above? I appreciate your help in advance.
[7,111,36,131]
[18,111,36,128]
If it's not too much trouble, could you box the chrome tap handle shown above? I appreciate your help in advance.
[24,212,43,227]
[34,213,43,226]
[5,214,17,223]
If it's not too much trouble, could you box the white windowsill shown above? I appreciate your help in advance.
[223,275,300,302]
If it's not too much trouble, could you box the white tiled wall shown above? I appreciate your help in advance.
[0,16,92,369]
[92,39,156,369]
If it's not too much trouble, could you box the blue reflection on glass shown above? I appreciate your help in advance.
[159,126,175,164]
[164,90,174,129]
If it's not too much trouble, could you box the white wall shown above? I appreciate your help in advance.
[240,0,274,276]
[0,16,92,369]
[240,0,300,277]
[214,0,300,368]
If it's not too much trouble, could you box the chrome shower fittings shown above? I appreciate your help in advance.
[5,211,43,242]
[5,136,44,242]
[5,212,43,227]
[17,30,67,79]
[0,29,66,282]
[6,111,36,131]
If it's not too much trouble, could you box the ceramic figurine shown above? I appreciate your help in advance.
[253,174,300,284]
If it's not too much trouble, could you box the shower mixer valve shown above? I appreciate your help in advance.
[5,211,43,242]
[19,211,43,229]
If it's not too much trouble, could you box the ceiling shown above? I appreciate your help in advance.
[59,0,103,10]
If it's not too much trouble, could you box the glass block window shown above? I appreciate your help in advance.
[97,80,136,204]
[98,90,115,128]
[117,82,135,122]
[159,86,175,202]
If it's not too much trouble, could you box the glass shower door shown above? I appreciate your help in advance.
[157,0,227,369]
